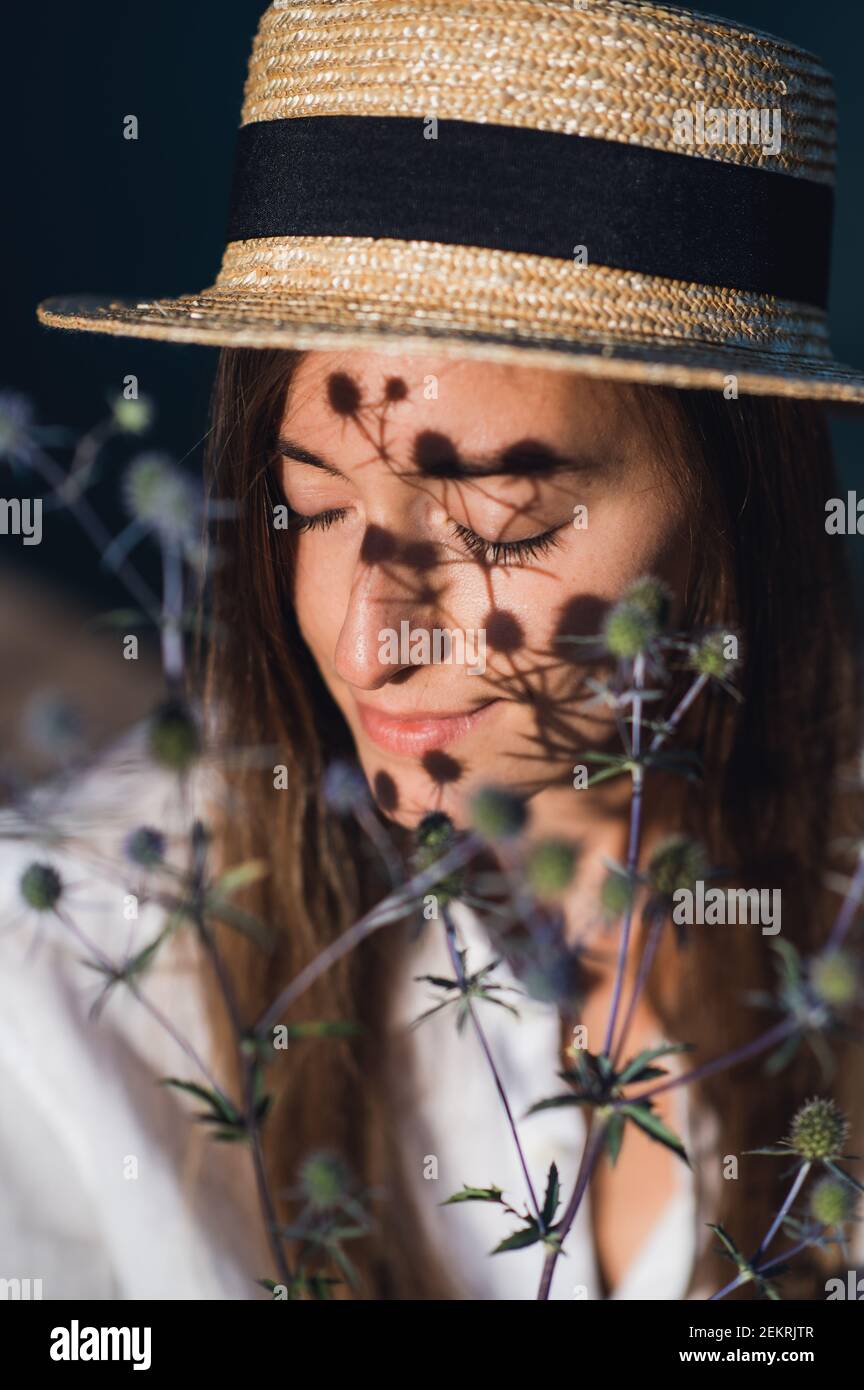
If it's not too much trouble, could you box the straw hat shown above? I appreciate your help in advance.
[36,0,864,402]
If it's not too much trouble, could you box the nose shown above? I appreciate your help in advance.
[332,528,440,691]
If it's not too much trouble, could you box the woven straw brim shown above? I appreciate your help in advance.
[37,274,864,407]
[38,292,864,403]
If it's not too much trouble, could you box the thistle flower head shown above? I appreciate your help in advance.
[603,606,656,660]
[809,1174,858,1228]
[412,812,462,904]
[469,785,528,840]
[526,839,577,898]
[689,630,740,679]
[624,576,672,624]
[414,812,455,853]
[810,951,859,1010]
[111,394,154,435]
[19,862,63,912]
[124,826,166,868]
[787,1097,850,1162]
[321,760,369,815]
[298,1152,350,1211]
[123,452,198,544]
[21,689,85,758]
[648,835,709,897]
[147,699,201,773]
[602,576,670,659]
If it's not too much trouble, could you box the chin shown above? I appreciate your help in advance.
[358,746,552,834]
[359,756,474,829]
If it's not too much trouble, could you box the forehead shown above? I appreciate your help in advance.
[280,350,639,460]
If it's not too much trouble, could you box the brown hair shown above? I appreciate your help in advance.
[201,347,863,1300]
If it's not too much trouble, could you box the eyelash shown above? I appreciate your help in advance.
[292,507,564,567]
[450,521,565,567]
[292,507,348,534]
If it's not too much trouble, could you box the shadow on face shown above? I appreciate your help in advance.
[275,350,691,828]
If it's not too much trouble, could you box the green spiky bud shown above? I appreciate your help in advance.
[689,630,740,679]
[603,577,672,658]
[648,835,709,897]
[787,1097,850,1162]
[123,452,197,544]
[415,812,455,853]
[469,786,528,840]
[809,1174,858,1227]
[112,394,154,435]
[412,812,462,904]
[526,839,577,898]
[19,862,63,912]
[810,951,858,1010]
[603,604,658,659]
[624,576,672,625]
[298,1152,350,1211]
[600,864,635,920]
[147,699,201,773]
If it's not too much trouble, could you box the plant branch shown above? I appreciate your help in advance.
[255,833,481,1035]
[441,904,542,1226]
[603,651,646,1058]
[536,1112,608,1300]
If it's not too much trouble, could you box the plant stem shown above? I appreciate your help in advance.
[603,651,646,1059]
[757,1236,813,1274]
[354,802,403,889]
[611,908,665,1070]
[650,673,708,753]
[58,418,115,504]
[755,1161,811,1262]
[30,446,160,619]
[160,539,185,688]
[709,1234,814,1301]
[536,1112,608,1300]
[53,907,226,1100]
[828,847,864,951]
[193,894,292,1288]
[626,1016,799,1103]
[441,905,542,1226]
[255,833,481,1035]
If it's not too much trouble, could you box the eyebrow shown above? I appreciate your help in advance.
[277,438,346,479]
[277,436,593,480]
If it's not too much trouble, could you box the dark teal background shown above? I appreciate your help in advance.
[3,1,863,603]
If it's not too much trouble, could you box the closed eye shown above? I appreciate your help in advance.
[450,520,565,567]
[290,506,349,533]
[289,507,565,567]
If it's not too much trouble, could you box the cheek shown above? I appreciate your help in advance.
[472,492,685,670]
[291,539,344,669]
[560,481,687,603]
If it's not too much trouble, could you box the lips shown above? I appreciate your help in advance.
[356,699,500,756]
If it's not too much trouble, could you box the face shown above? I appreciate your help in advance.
[276,351,690,828]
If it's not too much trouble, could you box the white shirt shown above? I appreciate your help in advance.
[0,734,267,1300]
[0,731,852,1299]
[394,901,707,1300]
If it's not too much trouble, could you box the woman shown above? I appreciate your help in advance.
[200,346,863,1300]
[14,0,864,1300]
